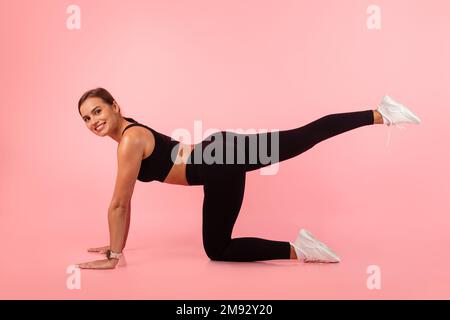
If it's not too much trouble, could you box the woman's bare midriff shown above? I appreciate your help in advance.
[163,143,195,185]
[133,122,196,186]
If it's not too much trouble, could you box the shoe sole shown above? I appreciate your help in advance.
[299,229,341,263]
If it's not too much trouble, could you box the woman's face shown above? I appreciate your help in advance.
[80,97,118,136]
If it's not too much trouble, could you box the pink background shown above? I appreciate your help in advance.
[1,0,449,299]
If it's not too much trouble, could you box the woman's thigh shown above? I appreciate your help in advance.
[201,171,246,254]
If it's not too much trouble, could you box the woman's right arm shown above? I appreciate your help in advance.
[87,201,131,254]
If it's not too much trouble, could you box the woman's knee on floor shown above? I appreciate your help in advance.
[202,239,228,261]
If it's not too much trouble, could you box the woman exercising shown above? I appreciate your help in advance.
[76,88,421,269]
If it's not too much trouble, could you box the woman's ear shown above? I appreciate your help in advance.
[112,100,121,113]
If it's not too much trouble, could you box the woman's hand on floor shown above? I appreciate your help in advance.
[77,258,118,269]
[87,245,110,254]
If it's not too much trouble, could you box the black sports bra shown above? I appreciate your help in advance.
[121,117,180,182]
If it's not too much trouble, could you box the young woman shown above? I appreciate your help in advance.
[76,88,420,269]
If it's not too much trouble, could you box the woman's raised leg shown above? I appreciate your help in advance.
[219,109,376,173]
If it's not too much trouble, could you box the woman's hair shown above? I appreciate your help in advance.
[78,87,115,116]
[77,87,137,123]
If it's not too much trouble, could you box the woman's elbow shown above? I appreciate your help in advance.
[108,203,129,215]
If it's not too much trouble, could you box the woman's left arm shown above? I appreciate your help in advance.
[78,133,144,269]
[122,200,131,249]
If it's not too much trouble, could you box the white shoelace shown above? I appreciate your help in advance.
[385,122,407,147]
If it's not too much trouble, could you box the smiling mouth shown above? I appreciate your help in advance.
[95,122,106,132]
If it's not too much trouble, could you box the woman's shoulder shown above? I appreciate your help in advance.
[120,123,156,159]
[122,123,155,143]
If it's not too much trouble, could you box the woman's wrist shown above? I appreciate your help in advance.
[106,249,123,260]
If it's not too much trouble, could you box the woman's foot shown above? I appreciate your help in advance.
[290,229,341,263]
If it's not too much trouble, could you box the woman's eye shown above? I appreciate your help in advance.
[96,109,101,114]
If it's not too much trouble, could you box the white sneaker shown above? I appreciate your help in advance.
[377,95,421,126]
[376,95,421,147]
[291,229,341,263]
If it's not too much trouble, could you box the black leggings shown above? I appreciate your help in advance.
[185,110,374,262]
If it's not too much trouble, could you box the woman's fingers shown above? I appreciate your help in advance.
[87,246,109,253]
[77,259,115,270]
[77,262,90,269]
